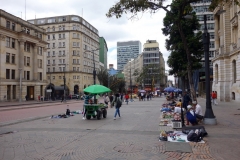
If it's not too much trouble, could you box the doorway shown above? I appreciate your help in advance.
[27,86,34,100]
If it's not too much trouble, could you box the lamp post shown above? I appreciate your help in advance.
[84,48,100,103]
[63,64,66,102]
[202,15,216,125]
[49,72,52,101]
[19,68,22,102]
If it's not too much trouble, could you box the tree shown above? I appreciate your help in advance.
[133,64,165,89]
[162,2,203,78]
[106,0,205,100]
[96,68,108,86]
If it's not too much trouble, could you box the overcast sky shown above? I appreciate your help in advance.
[1,0,173,81]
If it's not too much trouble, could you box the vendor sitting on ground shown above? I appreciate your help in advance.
[176,99,182,107]
[186,105,198,125]
[192,101,204,122]
[168,100,176,106]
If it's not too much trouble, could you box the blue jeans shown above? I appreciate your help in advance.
[114,107,120,117]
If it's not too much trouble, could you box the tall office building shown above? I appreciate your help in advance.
[142,40,165,89]
[99,37,108,69]
[191,0,215,94]
[117,41,141,71]
[28,15,99,98]
[0,9,48,102]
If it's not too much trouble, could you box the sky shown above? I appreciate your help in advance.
[1,0,173,81]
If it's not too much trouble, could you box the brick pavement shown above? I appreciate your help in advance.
[0,97,239,160]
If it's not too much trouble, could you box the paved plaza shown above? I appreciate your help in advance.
[0,97,239,160]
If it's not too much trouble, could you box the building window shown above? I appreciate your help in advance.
[59,17,66,22]
[53,60,55,64]
[38,59,42,68]
[52,34,55,40]
[48,60,50,64]
[52,27,55,31]
[39,47,42,55]
[48,68,50,72]
[39,72,42,80]
[59,34,61,39]
[53,76,55,79]
[59,76,61,79]
[232,60,237,83]
[77,67,79,71]
[53,67,55,72]
[59,67,62,71]
[215,64,218,84]
[73,59,76,64]
[6,53,10,63]
[6,21,10,29]
[12,38,15,48]
[24,42,30,52]
[53,43,55,48]
[12,23,15,31]
[59,42,62,47]
[73,67,76,71]
[6,37,10,47]
[59,51,62,56]
[11,69,15,79]
[63,50,65,55]
[63,42,65,47]
[63,34,65,38]
[48,18,56,23]
[63,67,65,71]
[59,59,62,64]
[26,57,30,66]
[6,69,10,79]
[63,59,65,63]
[53,51,55,56]
[26,71,30,80]
[48,52,50,56]
[47,27,50,32]
[12,54,15,64]
[47,35,50,40]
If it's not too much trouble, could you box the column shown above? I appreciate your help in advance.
[0,35,6,101]
[33,44,38,80]
[18,39,25,102]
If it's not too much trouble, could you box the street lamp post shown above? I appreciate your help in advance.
[19,68,22,102]
[49,72,52,101]
[63,64,66,102]
[202,15,216,125]
[84,48,100,103]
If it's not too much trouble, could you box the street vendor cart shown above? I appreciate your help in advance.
[84,103,108,120]
[83,84,111,120]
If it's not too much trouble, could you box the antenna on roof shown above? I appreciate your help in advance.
[25,0,27,20]
[82,8,83,18]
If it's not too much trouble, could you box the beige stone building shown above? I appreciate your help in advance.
[123,40,166,92]
[0,9,48,102]
[123,54,143,91]
[28,15,99,99]
[212,3,240,102]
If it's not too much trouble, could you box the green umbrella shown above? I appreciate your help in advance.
[83,84,111,94]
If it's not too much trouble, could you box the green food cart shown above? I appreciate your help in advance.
[84,103,108,120]
[83,84,111,120]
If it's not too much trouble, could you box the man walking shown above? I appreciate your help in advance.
[112,93,121,120]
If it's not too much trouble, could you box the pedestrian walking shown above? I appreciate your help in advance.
[211,91,218,105]
[125,93,129,105]
[112,93,121,120]
[109,93,114,108]
[183,91,191,110]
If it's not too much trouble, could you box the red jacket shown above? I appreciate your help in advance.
[211,92,216,99]
[125,94,129,99]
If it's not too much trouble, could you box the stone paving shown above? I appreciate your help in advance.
[0,97,239,160]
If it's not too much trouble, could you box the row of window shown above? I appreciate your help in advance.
[196,14,214,21]
[200,23,214,30]
[5,70,42,80]
[47,42,66,48]
[47,50,65,56]
[6,37,15,48]
[6,20,15,31]
[6,53,15,64]
[193,6,210,13]
[47,33,65,40]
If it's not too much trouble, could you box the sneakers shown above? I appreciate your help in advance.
[114,117,116,120]
[82,117,85,120]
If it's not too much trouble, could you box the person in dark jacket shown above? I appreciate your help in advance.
[183,91,191,110]
[82,92,92,120]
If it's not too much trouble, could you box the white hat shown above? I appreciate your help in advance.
[187,105,192,109]
[192,101,197,104]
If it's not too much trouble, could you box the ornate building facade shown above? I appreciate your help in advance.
[28,15,100,98]
[212,3,240,102]
[0,9,48,102]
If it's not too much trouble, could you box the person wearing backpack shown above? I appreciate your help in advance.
[112,93,122,120]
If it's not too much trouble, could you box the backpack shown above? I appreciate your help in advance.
[66,109,70,116]
[116,97,122,108]
[187,130,202,142]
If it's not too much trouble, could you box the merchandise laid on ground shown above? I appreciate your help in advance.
[50,109,82,119]
[159,101,208,143]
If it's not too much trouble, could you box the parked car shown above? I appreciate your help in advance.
[71,94,79,99]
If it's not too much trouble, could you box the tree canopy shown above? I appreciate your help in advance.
[162,1,203,77]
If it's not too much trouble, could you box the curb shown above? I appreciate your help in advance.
[0,101,83,112]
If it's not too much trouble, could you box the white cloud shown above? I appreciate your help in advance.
[1,0,173,81]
